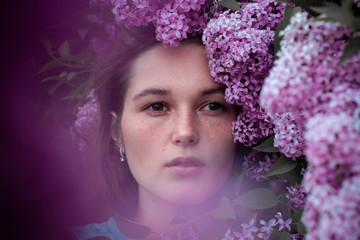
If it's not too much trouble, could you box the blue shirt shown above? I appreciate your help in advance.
[72,217,137,240]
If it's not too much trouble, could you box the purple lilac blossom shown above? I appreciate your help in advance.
[73,89,100,158]
[74,89,100,139]
[303,177,360,239]
[275,212,291,231]
[273,112,305,159]
[243,150,279,182]
[261,11,354,121]
[203,1,285,146]
[155,0,209,46]
[112,0,160,27]
[258,218,276,239]
[304,113,360,192]
[285,184,306,210]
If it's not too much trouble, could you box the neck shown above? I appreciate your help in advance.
[135,188,183,235]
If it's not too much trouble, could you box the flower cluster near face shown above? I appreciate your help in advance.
[222,212,295,240]
[202,0,285,146]
[261,10,360,239]
[90,0,210,47]
[73,89,100,158]
[243,150,279,182]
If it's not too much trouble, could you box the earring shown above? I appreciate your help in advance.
[119,147,126,162]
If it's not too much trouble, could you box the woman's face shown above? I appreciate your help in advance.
[117,43,236,206]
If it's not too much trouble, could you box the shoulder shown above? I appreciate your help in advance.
[72,217,136,240]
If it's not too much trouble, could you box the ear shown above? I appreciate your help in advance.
[110,111,124,148]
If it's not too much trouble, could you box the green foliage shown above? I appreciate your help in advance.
[274,5,302,57]
[211,197,237,220]
[218,0,242,11]
[233,188,279,209]
[252,134,280,153]
[339,36,360,66]
[265,155,298,178]
[269,230,292,240]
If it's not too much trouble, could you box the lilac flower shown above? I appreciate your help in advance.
[221,229,234,240]
[73,89,100,158]
[238,218,259,240]
[285,184,306,210]
[304,113,360,192]
[243,150,279,182]
[290,233,303,240]
[257,218,276,239]
[273,112,305,159]
[303,177,360,239]
[112,0,159,27]
[74,89,100,139]
[261,11,356,122]
[155,3,189,47]
[275,212,291,231]
[203,1,284,145]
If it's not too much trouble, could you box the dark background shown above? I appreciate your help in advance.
[1,1,102,239]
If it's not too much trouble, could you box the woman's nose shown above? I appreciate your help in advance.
[171,111,199,146]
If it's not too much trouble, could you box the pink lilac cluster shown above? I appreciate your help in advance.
[303,113,360,238]
[243,150,279,182]
[221,213,293,240]
[202,0,285,146]
[155,0,210,46]
[260,11,358,120]
[73,89,100,156]
[285,184,306,210]
[260,11,360,239]
[91,0,210,47]
[302,177,360,239]
[304,113,360,192]
[273,112,305,159]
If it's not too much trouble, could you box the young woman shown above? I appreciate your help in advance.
[72,28,245,240]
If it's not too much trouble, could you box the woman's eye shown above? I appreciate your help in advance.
[202,102,226,112]
[145,102,168,112]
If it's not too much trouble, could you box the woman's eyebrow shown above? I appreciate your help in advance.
[200,86,226,96]
[133,88,171,101]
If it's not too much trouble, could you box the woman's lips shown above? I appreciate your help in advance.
[166,157,205,177]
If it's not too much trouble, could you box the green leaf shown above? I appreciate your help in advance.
[233,170,245,195]
[339,37,360,66]
[38,60,66,74]
[252,134,280,153]
[211,196,237,220]
[62,80,88,100]
[274,6,302,57]
[269,230,291,240]
[113,217,151,239]
[66,72,77,81]
[40,37,55,56]
[291,208,303,223]
[311,0,360,31]
[218,0,241,11]
[274,0,292,3]
[265,155,298,178]
[78,28,88,40]
[296,221,307,236]
[233,188,278,209]
[59,40,71,57]
[40,75,60,83]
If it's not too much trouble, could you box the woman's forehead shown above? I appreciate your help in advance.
[126,43,218,95]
